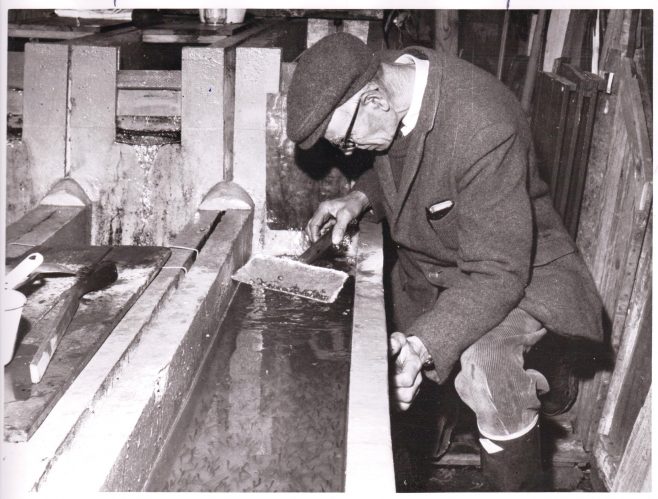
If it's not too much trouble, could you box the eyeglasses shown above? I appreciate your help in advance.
[338,97,362,152]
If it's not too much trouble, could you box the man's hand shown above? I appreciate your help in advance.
[305,190,370,245]
[389,332,427,411]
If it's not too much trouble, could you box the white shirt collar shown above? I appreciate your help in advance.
[395,54,429,136]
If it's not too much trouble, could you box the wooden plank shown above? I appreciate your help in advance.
[116,89,181,117]
[611,387,651,492]
[209,19,283,49]
[599,214,651,447]
[117,70,181,90]
[4,245,171,442]
[543,10,570,72]
[116,116,180,133]
[7,51,24,89]
[6,206,91,259]
[434,11,459,56]
[142,32,227,44]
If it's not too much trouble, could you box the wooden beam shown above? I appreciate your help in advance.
[116,89,181,117]
[117,70,181,90]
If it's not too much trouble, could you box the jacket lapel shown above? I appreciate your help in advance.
[390,48,445,228]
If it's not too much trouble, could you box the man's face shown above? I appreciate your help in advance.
[324,88,400,156]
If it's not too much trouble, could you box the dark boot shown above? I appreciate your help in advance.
[479,420,545,491]
[525,333,579,416]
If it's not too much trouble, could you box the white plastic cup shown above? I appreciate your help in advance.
[3,289,26,366]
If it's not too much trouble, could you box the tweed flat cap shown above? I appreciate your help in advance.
[287,33,380,149]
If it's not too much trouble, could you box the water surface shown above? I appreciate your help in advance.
[150,266,354,492]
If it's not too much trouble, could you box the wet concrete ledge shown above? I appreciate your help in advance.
[27,209,252,492]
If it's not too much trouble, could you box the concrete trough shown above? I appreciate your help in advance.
[3,211,394,493]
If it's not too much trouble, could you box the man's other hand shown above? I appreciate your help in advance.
[389,332,424,411]
[305,190,370,245]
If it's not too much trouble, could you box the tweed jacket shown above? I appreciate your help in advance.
[354,46,604,384]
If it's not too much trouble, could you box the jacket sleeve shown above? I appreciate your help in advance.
[408,123,534,383]
[351,166,387,222]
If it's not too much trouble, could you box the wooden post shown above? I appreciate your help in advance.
[434,10,459,56]
[496,10,510,80]
[521,10,547,112]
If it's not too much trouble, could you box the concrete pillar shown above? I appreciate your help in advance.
[67,45,118,202]
[233,46,282,252]
[182,46,235,192]
[21,43,69,204]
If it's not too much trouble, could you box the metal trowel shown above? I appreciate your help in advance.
[232,230,350,303]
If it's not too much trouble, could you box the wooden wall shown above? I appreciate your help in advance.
[567,10,652,491]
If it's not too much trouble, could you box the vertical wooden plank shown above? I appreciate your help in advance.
[543,10,570,72]
[611,387,651,492]
[342,20,369,44]
[21,43,69,204]
[434,10,459,56]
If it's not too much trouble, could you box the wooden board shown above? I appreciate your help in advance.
[141,19,252,44]
[4,245,170,442]
[8,16,131,39]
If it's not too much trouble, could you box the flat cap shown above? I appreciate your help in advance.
[287,32,380,149]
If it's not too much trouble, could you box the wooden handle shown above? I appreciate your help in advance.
[29,288,81,383]
[297,230,335,265]
[29,261,118,383]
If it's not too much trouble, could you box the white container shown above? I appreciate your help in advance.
[226,9,247,24]
[199,8,226,25]
[3,289,26,366]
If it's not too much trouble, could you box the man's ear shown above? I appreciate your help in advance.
[361,85,390,112]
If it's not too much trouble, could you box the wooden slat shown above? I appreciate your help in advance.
[611,387,651,492]
[116,89,181,117]
[142,32,227,44]
[117,70,181,90]
[116,116,180,133]
[599,213,651,446]
[6,206,90,259]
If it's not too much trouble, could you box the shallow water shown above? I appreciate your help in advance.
[150,267,354,492]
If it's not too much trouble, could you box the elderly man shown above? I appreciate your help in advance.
[286,33,603,491]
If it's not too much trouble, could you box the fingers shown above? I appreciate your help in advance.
[389,336,424,411]
[394,369,423,411]
[305,205,333,242]
[332,208,353,245]
[389,332,406,357]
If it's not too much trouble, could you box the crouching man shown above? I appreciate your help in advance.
[286,33,603,491]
